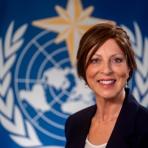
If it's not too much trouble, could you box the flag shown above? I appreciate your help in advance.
[0,0,147,147]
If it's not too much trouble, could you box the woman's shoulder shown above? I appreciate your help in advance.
[126,88,148,122]
[135,104,148,133]
[137,104,148,122]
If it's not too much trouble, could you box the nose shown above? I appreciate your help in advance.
[100,61,113,75]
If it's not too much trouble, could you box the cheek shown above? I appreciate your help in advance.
[85,67,96,85]
[114,66,130,80]
[86,66,97,78]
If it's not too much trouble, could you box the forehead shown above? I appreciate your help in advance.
[94,39,124,56]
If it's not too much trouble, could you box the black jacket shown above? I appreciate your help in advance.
[65,89,148,148]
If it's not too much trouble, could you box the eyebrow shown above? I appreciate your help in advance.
[92,53,125,58]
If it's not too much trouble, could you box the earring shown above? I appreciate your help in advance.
[125,82,128,88]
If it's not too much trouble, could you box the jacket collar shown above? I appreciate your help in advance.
[81,88,140,148]
[106,88,140,148]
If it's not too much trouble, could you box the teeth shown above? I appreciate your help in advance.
[99,80,115,85]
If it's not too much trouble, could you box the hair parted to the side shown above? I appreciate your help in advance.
[76,23,137,83]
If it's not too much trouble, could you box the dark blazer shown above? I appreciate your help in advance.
[65,89,148,148]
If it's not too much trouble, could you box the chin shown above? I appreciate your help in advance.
[97,89,124,101]
[101,94,116,100]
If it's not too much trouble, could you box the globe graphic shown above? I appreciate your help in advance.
[14,30,74,142]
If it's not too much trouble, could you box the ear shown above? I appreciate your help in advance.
[127,68,132,82]
[128,67,131,76]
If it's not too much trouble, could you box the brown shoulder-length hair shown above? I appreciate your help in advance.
[77,23,137,83]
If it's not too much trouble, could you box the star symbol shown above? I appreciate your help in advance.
[32,0,113,65]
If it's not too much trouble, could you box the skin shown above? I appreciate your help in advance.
[86,38,130,145]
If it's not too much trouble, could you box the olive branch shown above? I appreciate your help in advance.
[0,21,42,147]
[122,22,148,107]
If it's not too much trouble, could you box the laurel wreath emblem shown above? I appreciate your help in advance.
[0,21,42,147]
[0,21,147,147]
[122,22,148,106]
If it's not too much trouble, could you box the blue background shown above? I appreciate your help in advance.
[0,0,148,147]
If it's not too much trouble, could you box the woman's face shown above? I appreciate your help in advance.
[86,39,130,100]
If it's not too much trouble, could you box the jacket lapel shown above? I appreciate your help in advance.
[71,89,140,148]
[106,89,140,148]
[79,105,97,147]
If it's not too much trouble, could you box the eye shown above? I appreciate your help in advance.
[112,57,123,63]
[90,58,101,64]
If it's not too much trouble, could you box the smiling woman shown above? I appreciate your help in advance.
[86,39,130,100]
[65,23,148,148]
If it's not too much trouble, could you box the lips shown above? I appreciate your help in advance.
[98,79,116,85]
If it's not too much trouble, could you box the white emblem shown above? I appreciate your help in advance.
[122,22,148,107]
[0,21,147,148]
[0,21,42,147]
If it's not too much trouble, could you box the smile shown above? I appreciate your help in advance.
[98,79,116,85]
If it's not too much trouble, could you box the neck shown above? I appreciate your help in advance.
[95,90,125,122]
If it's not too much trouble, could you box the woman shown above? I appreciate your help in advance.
[65,23,148,148]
